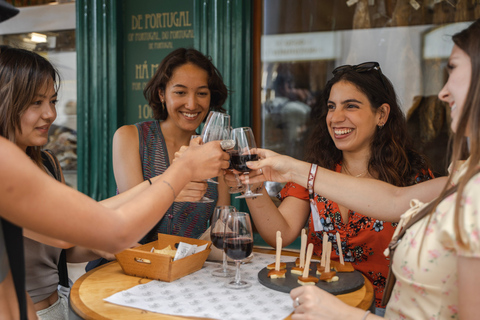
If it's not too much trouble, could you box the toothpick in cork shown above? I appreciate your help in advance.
[321,232,328,267]
[297,243,318,285]
[319,241,338,282]
[292,229,308,275]
[267,231,287,278]
[336,232,345,265]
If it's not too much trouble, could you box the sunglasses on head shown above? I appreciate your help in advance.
[332,62,387,90]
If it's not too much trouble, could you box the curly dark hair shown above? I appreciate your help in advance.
[143,48,228,120]
[304,64,430,187]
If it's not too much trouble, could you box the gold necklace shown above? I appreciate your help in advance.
[342,164,367,178]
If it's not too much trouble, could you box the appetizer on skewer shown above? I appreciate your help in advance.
[268,231,287,278]
[298,243,318,285]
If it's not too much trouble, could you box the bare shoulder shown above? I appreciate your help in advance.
[113,124,138,143]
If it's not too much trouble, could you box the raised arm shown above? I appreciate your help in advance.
[245,149,447,222]
[0,137,229,254]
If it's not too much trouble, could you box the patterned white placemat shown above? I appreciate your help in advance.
[104,253,295,320]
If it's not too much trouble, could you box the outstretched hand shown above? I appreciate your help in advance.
[176,140,230,182]
[238,148,303,184]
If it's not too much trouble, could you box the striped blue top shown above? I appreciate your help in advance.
[135,120,218,243]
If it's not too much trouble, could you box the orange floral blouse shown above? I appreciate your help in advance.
[279,163,433,307]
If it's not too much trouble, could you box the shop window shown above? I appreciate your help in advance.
[260,0,480,188]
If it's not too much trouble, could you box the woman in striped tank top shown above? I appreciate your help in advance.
[112,48,231,244]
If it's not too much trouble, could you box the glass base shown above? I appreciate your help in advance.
[225,280,251,289]
[235,192,263,199]
[206,178,219,184]
[191,196,215,203]
[211,267,235,277]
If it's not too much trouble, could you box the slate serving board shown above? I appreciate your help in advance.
[258,261,364,295]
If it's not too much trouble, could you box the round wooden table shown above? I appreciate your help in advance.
[70,248,374,319]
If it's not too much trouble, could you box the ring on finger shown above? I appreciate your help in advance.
[294,297,300,307]
[259,168,263,174]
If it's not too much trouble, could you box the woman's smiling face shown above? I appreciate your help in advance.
[15,80,57,151]
[326,80,384,155]
[159,63,211,133]
[438,44,472,135]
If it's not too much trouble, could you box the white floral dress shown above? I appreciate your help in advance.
[385,160,480,319]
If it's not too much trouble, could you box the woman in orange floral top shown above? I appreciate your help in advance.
[227,62,433,315]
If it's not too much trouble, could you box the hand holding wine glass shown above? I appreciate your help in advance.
[224,211,254,289]
[230,127,263,199]
[210,206,236,277]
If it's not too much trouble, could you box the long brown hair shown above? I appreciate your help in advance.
[143,48,228,121]
[304,65,430,187]
[438,19,480,248]
[0,45,60,168]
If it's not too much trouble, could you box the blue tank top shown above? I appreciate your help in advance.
[135,120,218,243]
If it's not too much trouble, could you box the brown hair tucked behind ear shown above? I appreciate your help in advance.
[143,48,228,120]
[0,45,60,169]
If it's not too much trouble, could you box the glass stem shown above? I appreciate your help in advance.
[244,173,252,194]
[234,260,241,284]
[222,251,228,272]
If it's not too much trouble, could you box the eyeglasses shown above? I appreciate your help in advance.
[332,61,387,90]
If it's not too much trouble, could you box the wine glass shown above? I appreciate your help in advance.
[230,127,263,199]
[226,127,246,194]
[224,211,254,289]
[210,205,236,277]
[201,111,231,184]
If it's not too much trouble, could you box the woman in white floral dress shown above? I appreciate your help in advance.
[243,19,480,320]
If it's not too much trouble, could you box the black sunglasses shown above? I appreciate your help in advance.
[332,61,387,90]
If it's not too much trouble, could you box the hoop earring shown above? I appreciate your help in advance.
[161,100,166,110]
[378,123,384,129]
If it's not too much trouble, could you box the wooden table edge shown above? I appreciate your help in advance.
[70,247,374,319]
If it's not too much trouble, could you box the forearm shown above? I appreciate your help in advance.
[23,229,74,249]
[285,161,445,222]
[247,189,306,247]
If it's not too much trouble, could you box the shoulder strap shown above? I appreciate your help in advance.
[41,149,62,182]
[41,150,69,287]
[2,218,27,319]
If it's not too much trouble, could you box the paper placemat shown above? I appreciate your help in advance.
[104,252,294,320]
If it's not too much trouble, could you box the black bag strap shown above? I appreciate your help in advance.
[2,218,27,320]
[41,150,70,288]
[41,149,62,183]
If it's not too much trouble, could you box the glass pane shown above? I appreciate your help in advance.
[261,0,479,181]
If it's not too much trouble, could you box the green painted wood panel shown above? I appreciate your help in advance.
[76,0,122,199]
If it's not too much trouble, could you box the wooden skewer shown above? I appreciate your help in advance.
[336,232,345,265]
[321,232,328,267]
[302,243,314,278]
[275,231,282,271]
[299,229,307,268]
[325,242,332,272]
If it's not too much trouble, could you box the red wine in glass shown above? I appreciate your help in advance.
[211,231,236,249]
[224,237,254,260]
[230,153,259,173]
[224,211,253,289]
